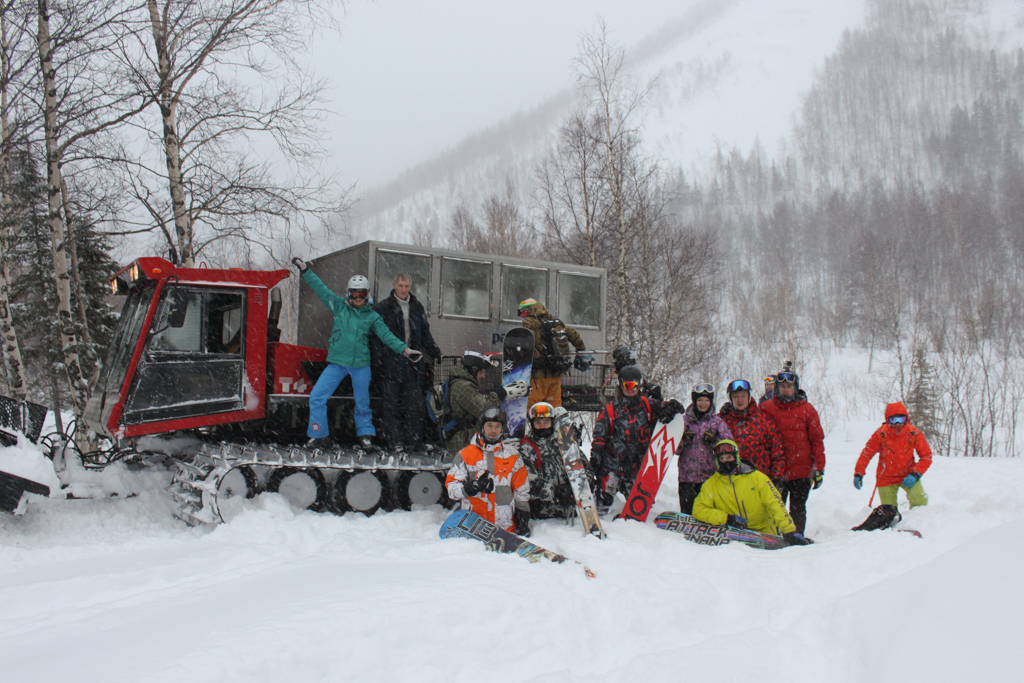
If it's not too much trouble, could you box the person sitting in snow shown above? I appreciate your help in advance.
[692,439,812,545]
[852,401,932,531]
[518,402,576,520]
[445,408,531,536]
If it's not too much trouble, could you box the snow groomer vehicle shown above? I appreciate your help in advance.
[81,241,610,524]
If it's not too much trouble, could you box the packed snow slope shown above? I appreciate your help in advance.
[2,420,1021,683]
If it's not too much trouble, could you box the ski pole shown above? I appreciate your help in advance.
[868,484,878,507]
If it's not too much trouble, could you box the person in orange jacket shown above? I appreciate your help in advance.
[853,402,932,528]
[446,408,531,535]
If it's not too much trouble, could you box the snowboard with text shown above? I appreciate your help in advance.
[501,328,534,439]
[619,413,687,523]
[553,412,605,539]
[440,508,594,577]
[654,511,790,550]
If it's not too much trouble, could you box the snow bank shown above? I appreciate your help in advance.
[1,431,1022,682]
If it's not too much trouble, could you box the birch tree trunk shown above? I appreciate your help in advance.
[0,6,27,400]
[36,0,89,414]
[147,0,190,265]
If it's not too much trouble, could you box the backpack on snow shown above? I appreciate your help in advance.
[426,378,469,443]
[539,317,573,374]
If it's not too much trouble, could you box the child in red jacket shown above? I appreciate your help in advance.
[854,401,932,509]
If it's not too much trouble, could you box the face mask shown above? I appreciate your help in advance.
[716,455,738,475]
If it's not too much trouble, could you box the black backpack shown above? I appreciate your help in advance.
[426,378,470,442]
[539,317,573,374]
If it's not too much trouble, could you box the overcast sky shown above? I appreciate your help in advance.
[310,0,691,189]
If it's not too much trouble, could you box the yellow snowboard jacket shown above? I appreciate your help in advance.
[692,461,797,536]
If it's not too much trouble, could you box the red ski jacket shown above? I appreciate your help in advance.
[719,401,786,479]
[855,402,933,487]
[761,396,825,480]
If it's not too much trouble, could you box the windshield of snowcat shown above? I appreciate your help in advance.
[96,284,156,394]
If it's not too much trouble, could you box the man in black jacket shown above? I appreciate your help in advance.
[372,273,442,451]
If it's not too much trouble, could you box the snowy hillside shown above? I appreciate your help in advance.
[2,417,1022,681]
[350,0,869,243]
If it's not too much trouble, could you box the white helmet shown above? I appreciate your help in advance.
[347,275,370,291]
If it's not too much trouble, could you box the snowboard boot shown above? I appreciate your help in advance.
[852,504,901,531]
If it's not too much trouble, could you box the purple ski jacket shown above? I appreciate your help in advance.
[676,404,733,483]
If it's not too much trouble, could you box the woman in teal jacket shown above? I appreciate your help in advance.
[293,259,419,447]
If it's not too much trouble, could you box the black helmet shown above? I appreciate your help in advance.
[477,407,508,445]
[691,382,715,406]
[462,351,491,376]
[612,345,637,371]
[478,407,508,431]
[776,362,801,400]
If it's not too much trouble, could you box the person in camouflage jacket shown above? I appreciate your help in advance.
[591,366,679,505]
[676,383,734,515]
[518,402,575,519]
[719,379,785,482]
[446,356,503,454]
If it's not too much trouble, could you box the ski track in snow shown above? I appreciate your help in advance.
[2,429,1022,682]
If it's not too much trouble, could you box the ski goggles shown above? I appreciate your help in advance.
[693,383,714,395]
[727,379,751,393]
[888,415,908,426]
[713,444,738,457]
[530,404,554,419]
[621,380,640,392]
[776,372,797,384]
[349,289,369,300]
[764,376,776,384]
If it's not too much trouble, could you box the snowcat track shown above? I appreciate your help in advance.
[171,442,453,526]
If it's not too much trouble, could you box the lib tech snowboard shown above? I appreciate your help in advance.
[440,509,594,578]
[654,511,790,550]
[619,413,687,523]
[553,411,605,539]
[501,328,534,439]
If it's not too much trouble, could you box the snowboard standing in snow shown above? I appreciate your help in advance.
[619,413,687,523]
[654,511,790,550]
[440,508,595,578]
[501,329,534,439]
[553,411,605,539]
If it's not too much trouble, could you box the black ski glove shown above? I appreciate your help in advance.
[784,532,813,546]
[811,470,824,490]
[290,257,308,273]
[681,431,695,444]
[514,508,531,537]
[726,515,747,529]
[475,470,494,494]
[658,399,681,422]
[462,475,480,497]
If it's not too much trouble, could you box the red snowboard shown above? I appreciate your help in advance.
[619,413,687,522]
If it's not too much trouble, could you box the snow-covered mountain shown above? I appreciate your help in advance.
[349,0,868,243]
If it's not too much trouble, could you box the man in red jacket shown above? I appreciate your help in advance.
[854,401,931,508]
[761,369,825,535]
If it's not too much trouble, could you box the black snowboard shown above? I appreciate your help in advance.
[501,328,534,439]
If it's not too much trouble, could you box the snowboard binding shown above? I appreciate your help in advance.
[852,504,901,531]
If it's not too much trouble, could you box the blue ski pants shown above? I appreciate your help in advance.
[307,364,374,438]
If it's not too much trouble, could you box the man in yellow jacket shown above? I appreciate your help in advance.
[693,439,812,545]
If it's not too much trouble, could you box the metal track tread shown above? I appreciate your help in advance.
[171,442,453,526]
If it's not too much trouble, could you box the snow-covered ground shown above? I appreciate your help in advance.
[2,415,1021,682]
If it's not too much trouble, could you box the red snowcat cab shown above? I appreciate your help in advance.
[82,258,450,524]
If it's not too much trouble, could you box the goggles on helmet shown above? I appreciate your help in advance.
[621,380,640,392]
[530,403,554,419]
[728,380,751,393]
[776,372,797,384]
[349,289,369,299]
[714,444,738,457]
[888,414,908,426]
[693,383,714,395]
[764,376,776,384]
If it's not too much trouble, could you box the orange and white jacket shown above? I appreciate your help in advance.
[446,434,530,532]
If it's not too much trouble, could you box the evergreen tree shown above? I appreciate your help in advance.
[906,347,941,441]
[70,212,119,382]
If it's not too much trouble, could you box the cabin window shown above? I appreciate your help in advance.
[441,258,491,319]
[375,250,431,309]
[501,266,548,321]
[557,272,601,328]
